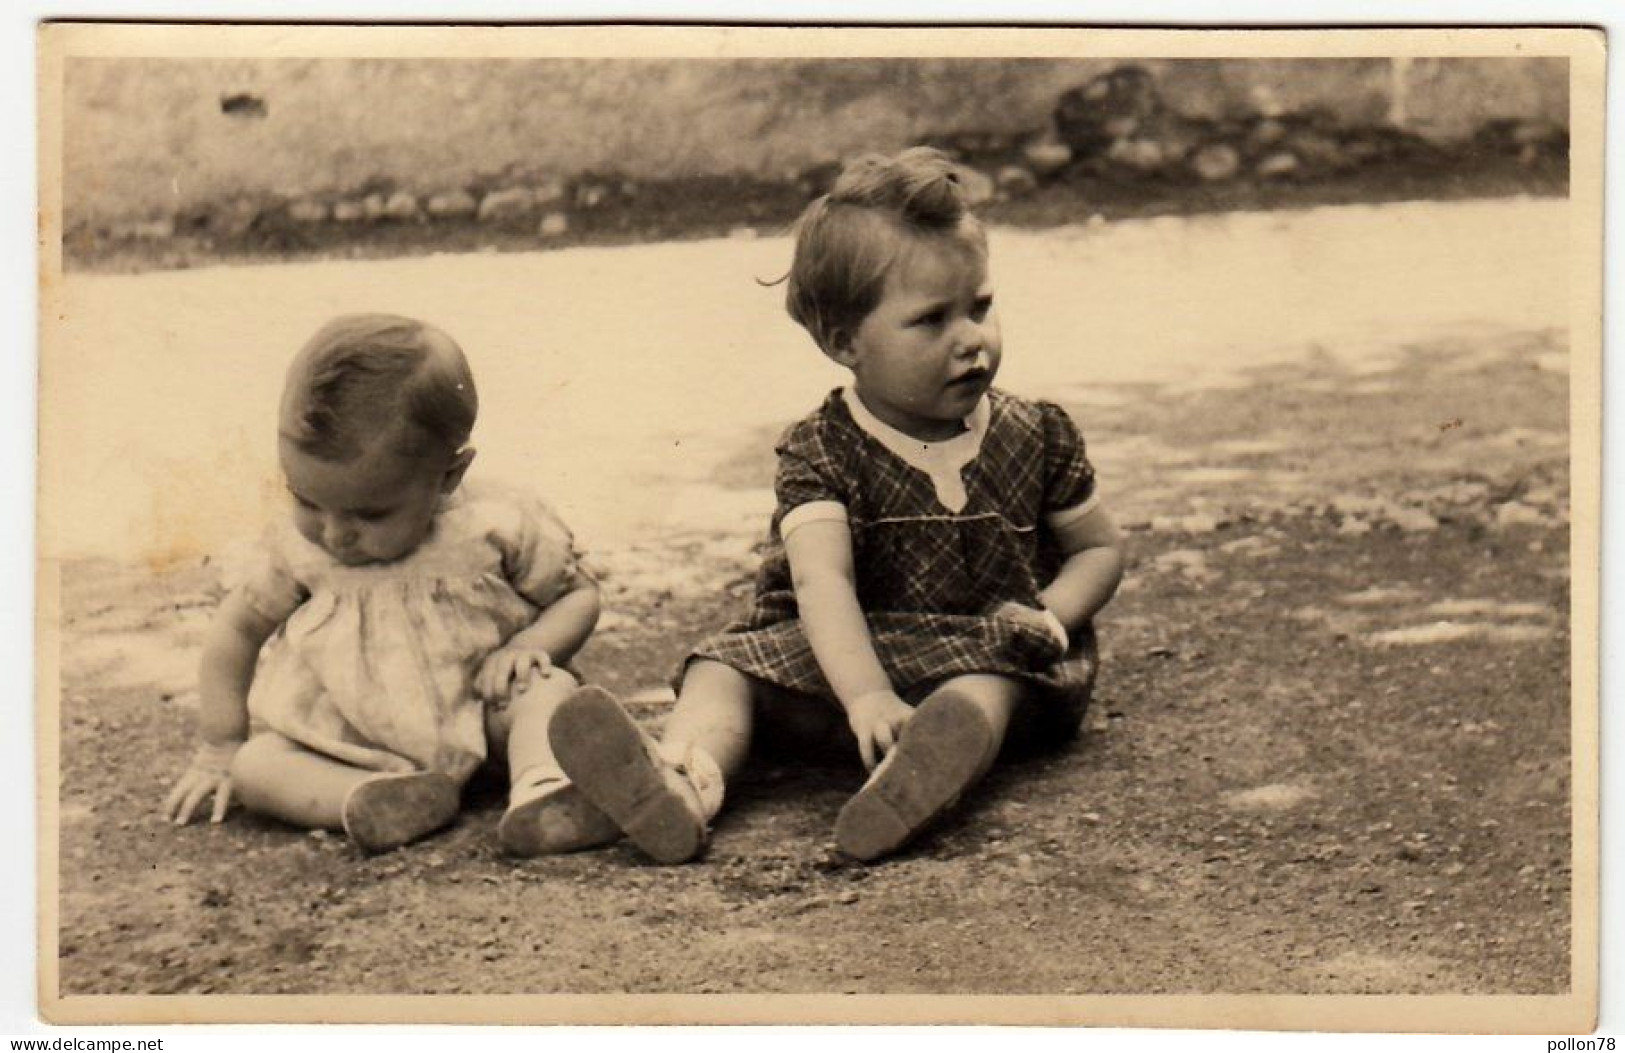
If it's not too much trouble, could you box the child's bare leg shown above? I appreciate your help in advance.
[661,659,757,777]
[231,732,374,829]
[497,670,578,785]
[230,732,459,853]
[548,660,744,864]
[494,671,620,856]
[943,673,1020,777]
[834,673,1021,862]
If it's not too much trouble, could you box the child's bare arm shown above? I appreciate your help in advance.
[785,519,914,770]
[475,581,601,701]
[1040,504,1126,634]
[164,592,280,825]
[508,581,601,664]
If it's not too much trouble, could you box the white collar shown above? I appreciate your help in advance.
[841,387,990,512]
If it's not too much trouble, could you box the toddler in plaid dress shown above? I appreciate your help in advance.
[552,147,1125,863]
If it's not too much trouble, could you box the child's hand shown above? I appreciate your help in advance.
[991,600,1069,654]
[163,741,240,826]
[476,645,555,702]
[845,689,916,772]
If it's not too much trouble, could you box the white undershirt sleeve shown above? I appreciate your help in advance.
[1044,490,1102,532]
[780,500,849,541]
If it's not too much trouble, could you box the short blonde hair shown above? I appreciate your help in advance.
[279,314,477,462]
[786,147,987,353]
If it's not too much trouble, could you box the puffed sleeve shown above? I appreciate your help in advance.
[501,493,593,609]
[772,418,850,540]
[233,526,309,625]
[1037,400,1098,524]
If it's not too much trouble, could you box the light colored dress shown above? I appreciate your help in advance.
[237,482,588,781]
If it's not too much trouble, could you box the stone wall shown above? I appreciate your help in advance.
[62,56,1568,230]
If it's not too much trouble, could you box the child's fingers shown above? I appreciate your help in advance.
[209,781,232,824]
[161,781,186,822]
[857,731,878,772]
[168,781,204,825]
[873,721,897,759]
[164,776,203,824]
[513,653,551,690]
[477,657,509,700]
[519,654,545,685]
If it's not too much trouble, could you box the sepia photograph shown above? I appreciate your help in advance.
[33,22,1602,1030]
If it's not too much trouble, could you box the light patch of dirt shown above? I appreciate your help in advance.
[1340,587,1426,607]
[1317,951,1457,991]
[61,630,199,697]
[1217,536,1281,558]
[1151,549,1216,582]
[1424,599,1552,619]
[1366,622,1554,647]
[1224,783,1319,813]
[1168,468,1262,486]
[1209,437,1296,458]
[1479,428,1566,452]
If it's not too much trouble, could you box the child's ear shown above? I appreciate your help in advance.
[826,329,859,369]
[441,447,476,494]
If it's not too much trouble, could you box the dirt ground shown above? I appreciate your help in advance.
[52,328,1571,997]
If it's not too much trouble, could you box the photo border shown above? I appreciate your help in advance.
[34,21,1606,1031]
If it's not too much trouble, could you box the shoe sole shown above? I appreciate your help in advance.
[342,772,461,853]
[834,690,993,862]
[497,782,621,857]
[549,686,706,864]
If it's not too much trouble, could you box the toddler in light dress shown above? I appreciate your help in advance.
[164,314,614,854]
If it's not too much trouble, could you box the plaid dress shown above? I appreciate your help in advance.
[691,387,1101,726]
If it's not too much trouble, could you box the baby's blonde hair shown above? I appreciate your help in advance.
[279,314,477,463]
[786,147,988,353]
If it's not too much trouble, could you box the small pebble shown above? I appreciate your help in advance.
[538,212,571,238]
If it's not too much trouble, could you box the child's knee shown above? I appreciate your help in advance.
[679,659,752,700]
[231,733,291,776]
[512,667,581,709]
[670,662,757,734]
[488,668,581,736]
[228,733,299,804]
[931,674,1021,730]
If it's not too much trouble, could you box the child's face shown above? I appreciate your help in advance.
[835,233,1001,442]
[279,438,457,566]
